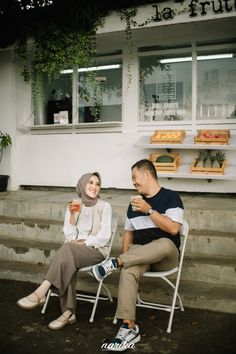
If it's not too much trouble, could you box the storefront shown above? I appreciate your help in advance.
[0,1,236,192]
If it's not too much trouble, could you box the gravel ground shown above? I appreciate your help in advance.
[0,279,235,354]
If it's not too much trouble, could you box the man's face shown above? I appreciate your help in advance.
[131,167,148,195]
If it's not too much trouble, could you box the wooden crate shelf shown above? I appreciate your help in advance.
[194,130,230,145]
[150,130,186,144]
[191,159,227,175]
[149,153,181,173]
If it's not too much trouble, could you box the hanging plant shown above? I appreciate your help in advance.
[117,8,137,92]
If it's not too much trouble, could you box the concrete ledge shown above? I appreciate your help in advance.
[1,260,235,314]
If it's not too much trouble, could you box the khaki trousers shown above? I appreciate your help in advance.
[115,238,179,321]
[45,243,104,314]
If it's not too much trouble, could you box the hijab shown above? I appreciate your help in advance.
[76,172,101,207]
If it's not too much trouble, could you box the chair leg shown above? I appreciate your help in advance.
[89,280,103,323]
[101,283,113,302]
[41,289,52,314]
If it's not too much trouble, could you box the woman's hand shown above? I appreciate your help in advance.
[70,240,86,245]
[68,200,81,213]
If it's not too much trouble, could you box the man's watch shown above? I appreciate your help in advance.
[146,208,154,216]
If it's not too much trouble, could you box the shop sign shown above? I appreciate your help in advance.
[133,0,236,26]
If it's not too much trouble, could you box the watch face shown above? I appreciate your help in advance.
[147,208,154,215]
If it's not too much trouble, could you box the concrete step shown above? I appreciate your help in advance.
[0,215,123,250]
[0,215,64,242]
[0,259,235,314]
[186,230,236,257]
[1,190,236,314]
[0,215,235,257]
[1,190,236,232]
[0,236,62,265]
[0,236,235,287]
[183,254,236,286]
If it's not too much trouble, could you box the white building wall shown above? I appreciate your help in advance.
[0,2,236,193]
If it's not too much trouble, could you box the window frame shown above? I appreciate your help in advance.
[137,42,236,129]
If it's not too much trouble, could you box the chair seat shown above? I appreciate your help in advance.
[143,267,179,278]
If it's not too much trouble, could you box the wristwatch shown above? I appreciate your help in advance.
[146,208,154,216]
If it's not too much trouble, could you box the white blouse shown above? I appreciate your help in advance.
[63,201,112,248]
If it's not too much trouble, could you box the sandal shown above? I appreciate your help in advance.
[17,292,45,309]
[48,313,76,330]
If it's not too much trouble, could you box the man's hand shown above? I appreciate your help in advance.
[131,198,150,214]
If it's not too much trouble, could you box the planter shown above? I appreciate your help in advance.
[0,175,9,192]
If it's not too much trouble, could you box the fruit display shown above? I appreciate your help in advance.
[149,153,180,172]
[191,150,227,174]
[151,130,185,144]
[194,129,230,145]
[156,155,174,163]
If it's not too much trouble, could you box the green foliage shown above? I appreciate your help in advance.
[0,131,12,165]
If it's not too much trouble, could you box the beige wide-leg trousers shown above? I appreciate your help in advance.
[115,238,179,321]
[45,243,104,314]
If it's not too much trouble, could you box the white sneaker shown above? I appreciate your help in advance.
[102,323,140,352]
[93,257,118,281]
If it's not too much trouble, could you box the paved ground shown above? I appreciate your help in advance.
[0,279,235,354]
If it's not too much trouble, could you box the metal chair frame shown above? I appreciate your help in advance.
[41,215,118,322]
[136,220,189,333]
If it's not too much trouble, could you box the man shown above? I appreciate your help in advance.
[93,159,184,351]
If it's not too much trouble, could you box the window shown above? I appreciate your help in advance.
[78,58,122,123]
[34,72,72,125]
[197,53,236,121]
[34,55,122,126]
[139,52,192,123]
[139,43,236,127]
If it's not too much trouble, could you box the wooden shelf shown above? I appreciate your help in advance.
[134,134,236,150]
[155,163,236,181]
[134,132,236,181]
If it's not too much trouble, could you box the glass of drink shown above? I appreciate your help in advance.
[130,195,143,211]
[69,199,81,212]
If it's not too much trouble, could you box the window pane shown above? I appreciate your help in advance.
[139,55,192,122]
[197,53,236,120]
[34,72,72,125]
[78,60,122,123]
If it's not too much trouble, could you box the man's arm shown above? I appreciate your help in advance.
[149,211,181,236]
[131,198,181,236]
[122,230,134,253]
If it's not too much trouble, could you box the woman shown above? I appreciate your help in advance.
[17,172,112,330]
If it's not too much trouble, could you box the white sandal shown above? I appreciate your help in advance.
[48,313,76,330]
[17,292,45,309]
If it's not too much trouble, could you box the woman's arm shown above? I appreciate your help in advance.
[63,208,78,242]
[84,202,112,248]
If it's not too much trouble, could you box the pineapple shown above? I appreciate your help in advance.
[214,150,226,168]
[210,153,216,168]
[195,151,206,167]
[203,151,212,168]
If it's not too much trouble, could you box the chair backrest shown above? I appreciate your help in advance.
[106,214,118,257]
[178,220,189,270]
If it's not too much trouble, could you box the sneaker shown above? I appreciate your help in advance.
[102,323,141,352]
[93,257,118,281]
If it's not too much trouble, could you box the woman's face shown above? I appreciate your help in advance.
[85,175,101,199]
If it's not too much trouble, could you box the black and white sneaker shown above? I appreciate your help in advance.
[102,323,141,352]
[93,257,118,281]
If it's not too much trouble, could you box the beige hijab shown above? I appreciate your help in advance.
[76,172,101,206]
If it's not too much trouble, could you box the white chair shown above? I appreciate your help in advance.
[136,219,189,333]
[41,215,118,322]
